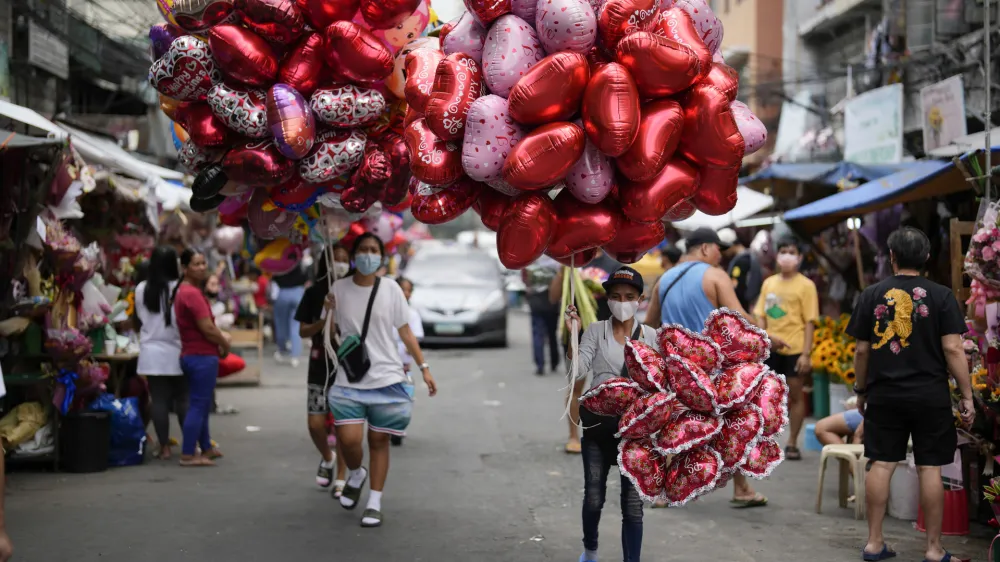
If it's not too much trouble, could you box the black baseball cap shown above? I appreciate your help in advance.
[684,227,732,250]
[602,266,644,294]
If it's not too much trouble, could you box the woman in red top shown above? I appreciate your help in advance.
[172,249,231,467]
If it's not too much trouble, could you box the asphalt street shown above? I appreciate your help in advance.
[6,312,993,561]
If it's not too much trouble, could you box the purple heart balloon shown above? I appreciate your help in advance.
[462,95,527,183]
[442,12,488,65]
[267,83,316,160]
[481,14,546,97]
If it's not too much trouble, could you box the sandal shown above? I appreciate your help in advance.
[862,544,897,561]
[730,493,768,508]
[179,456,216,467]
[203,448,224,460]
[360,508,383,528]
[785,446,802,460]
[339,467,368,510]
[332,483,345,499]
[565,440,582,454]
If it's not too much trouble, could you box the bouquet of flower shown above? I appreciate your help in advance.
[966,201,1000,289]
[44,328,92,367]
[44,218,81,273]
[810,314,856,387]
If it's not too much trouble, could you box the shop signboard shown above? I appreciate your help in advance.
[844,83,904,165]
[28,20,69,80]
[919,75,967,153]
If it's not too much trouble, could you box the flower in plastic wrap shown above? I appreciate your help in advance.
[44,328,92,366]
[966,202,1000,289]
[44,219,81,272]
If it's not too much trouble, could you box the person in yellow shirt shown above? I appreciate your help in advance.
[754,239,819,461]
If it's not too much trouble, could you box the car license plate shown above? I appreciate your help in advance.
[434,323,464,335]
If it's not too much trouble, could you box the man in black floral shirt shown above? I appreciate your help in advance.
[847,227,974,562]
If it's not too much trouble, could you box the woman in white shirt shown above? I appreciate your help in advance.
[566,266,658,562]
[328,233,437,528]
[390,277,424,446]
[134,246,185,460]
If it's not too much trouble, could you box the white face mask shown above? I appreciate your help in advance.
[333,262,350,279]
[608,300,639,323]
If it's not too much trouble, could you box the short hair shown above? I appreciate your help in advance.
[775,237,801,253]
[664,245,682,264]
[887,226,930,269]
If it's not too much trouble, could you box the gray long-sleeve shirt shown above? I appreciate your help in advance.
[574,320,660,390]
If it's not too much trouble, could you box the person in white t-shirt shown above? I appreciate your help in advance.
[134,246,185,460]
[328,233,437,528]
[389,277,423,447]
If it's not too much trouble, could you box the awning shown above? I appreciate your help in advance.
[58,122,185,182]
[741,161,910,188]
[784,148,1000,233]
[671,187,775,231]
[0,128,65,150]
[0,100,68,140]
[158,180,193,211]
[928,127,1000,158]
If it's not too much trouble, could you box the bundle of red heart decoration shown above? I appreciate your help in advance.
[581,309,788,506]
[400,0,767,269]
[148,0,434,271]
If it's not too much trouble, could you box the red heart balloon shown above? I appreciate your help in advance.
[310,85,387,128]
[178,139,221,173]
[438,21,454,42]
[270,176,320,211]
[294,0,358,29]
[410,177,482,224]
[547,190,619,257]
[502,122,586,191]
[624,339,668,394]
[279,33,325,97]
[619,158,698,224]
[749,371,789,437]
[404,48,446,114]
[598,0,658,49]
[384,190,412,213]
[617,99,684,182]
[207,83,269,138]
[618,438,668,502]
[378,132,411,205]
[664,354,717,412]
[710,404,764,470]
[662,447,722,506]
[615,32,701,99]
[497,193,557,269]
[548,248,598,267]
[342,145,391,213]
[581,62,639,157]
[209,25,279,87]
[580,377,643,417]
[473,187,512,231]
[404,118,464,186]
[679,83,744,168]
[618,392,675,440]
[172,0,237,33]
[299,129,367,183]
[601,215,664,264]
[223,140,296,186]
[239,0,305,44]
[463,0,512,25]
[662,198,696,221]
[425,52,484,141]
[656,410,723,455]
[655,6,711,79]
[656,324,723,373]
[340,184,378,213]
[740,436,783,479]
[703,309,771,367]
[149,36,219,102]
[361,0,420,30]
[715,362,767,411]
[183,103,232,148]
[702,59,739,103]
[323,21,394,83]
[691,165,739,215]
[508,52,590,126]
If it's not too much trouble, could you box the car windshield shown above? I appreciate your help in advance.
[405,254,499,287]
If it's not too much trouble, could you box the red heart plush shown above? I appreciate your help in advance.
[149,36,219,102]
[410,177,483,225]
[624,339,668,394]
[617,438,667,502]
[749,372,789,437]
[710,404,764,470]
[662,447,722,506]
[739,436,784,479]
[664,355,717,412]
[657,324,723,374]
[206,83,269,138]
[702,308,771,367]
[655,410,722,455]
[617,392,675,440]
[714,362,767,411]
[580,377,643,417]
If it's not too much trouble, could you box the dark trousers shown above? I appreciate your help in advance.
[180,355,219,456]
[530,308,560,372]
[580,408,643,561]
[147,376,189,446]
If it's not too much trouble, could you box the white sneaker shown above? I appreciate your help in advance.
[290,358,300,368]
[273,351,287,364]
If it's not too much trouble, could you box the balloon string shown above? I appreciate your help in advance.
[321,215,338,397]
[560,254,593,431]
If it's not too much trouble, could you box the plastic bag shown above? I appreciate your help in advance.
[79,280,112,332]
[87,394,146,467]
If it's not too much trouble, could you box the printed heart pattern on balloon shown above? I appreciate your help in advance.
[618,438,667,502]
[657,324,723,374]
[310,86,387,128]
[298,129,368,183]
[710,403,763,470]
[655,410,722,455]
[580,377,643,417]
[703,308,771,367]
[207,84,269,138]
[149,36,221,102]
[661,447,722,506]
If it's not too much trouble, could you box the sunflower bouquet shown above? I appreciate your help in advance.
[810,314,856,387]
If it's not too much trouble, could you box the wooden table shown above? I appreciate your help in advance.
[91,353,139,397]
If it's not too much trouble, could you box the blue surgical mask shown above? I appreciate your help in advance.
[355,253,382,276]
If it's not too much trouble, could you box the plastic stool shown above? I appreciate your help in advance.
[916,488,969,536]
[816,444,867,520]
[804,423,823,452]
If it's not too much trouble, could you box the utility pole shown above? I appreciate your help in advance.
[986,0,993,201]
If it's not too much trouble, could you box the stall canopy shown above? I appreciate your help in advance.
[0,100,68,140]
[0,129,65,150]
[784,147,1000,234]
[671,187,775,231]
[740,161,912,189]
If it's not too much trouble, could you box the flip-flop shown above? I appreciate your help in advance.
[565,441,582,454]
[862,544,896,561]
[730,494,768,508]
[921,552,956,562]
[785,446,802,460]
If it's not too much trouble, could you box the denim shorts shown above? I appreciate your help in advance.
[844,409,864,433]
[328,383,413,436]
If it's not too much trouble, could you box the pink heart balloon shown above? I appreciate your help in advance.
[618,438,668,502]
[565,137,615,204]
[674,0,722,53]
[442,12,488,64]
[624,339,668,394]
[714,362,767,411]
[462,94,527,183]
[656,324,723,374]
[662,447,722,506]
[703,309,771,367]
[709,404,764,470]
[664,354,717,413]
[481,14,545,97]
[580,377,643,417]
[617,392,675,440]
[748,371,789,437]
[739,436,783,479]
[536,0,598,54]
[730,100,767,156]
[655,410,722,455]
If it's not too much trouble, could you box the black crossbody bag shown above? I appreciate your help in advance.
[336,278,380,384]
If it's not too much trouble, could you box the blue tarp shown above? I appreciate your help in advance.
[739,161,912,188]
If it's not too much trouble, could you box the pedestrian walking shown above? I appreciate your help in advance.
[391,277,424,446]
[524,257,560,375]
[173,249,230,467]
[272,263,308,368]
[644,227,781,508]
[566,266,656,562]
[753,239,818,461]
[847,227,974,562]
[134,246,186,460]
[720,228,764,313]
[296,245,351,491]
[328,233,437,527]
